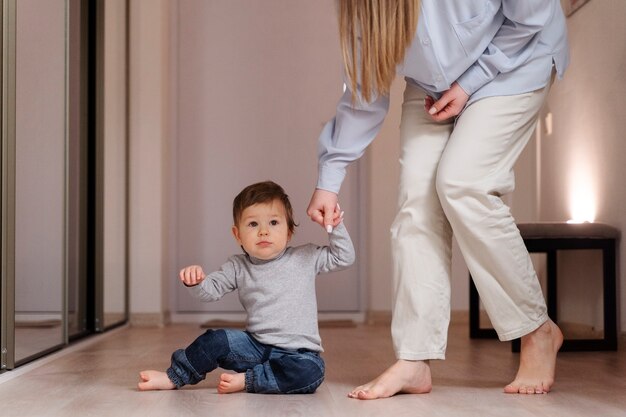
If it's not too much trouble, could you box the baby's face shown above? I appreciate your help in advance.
[232,200,291,260]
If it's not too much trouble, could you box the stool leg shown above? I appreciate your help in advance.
[603,240,618,350]
[470,276,480,338]
[547,250,557,322]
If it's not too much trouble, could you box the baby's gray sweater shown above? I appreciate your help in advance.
[188,222,355,352]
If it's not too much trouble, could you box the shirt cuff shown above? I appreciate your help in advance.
[316,165,346,194]
[456,62,493,97]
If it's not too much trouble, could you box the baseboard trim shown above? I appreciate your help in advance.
[366,310,469,326]
[170,312,366,325]
[134,309,537,331]
[129,311,171,327]
[365,310,391,325]
[451,310,469,325]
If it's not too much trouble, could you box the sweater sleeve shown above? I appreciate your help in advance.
[314,222,356,274]
[187,257,239,302]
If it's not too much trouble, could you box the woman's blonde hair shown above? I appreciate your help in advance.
[339,0,418,103]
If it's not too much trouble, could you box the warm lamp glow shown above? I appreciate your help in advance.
[566,219,591,224]
[567,163,596,224]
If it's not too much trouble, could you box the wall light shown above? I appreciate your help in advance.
[567,159,596,223]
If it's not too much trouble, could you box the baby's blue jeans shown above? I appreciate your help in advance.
[166,329,325,394]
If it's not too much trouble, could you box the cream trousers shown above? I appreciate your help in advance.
[391,81,551,361]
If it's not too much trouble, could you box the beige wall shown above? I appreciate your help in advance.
[102,0,129,320]
[128,0,171,324]
[167,0,364,319]
[127,1,625,332]
[539,0,626,332]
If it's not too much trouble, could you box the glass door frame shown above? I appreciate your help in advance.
[1,0,71,369]
[1,0,18,371]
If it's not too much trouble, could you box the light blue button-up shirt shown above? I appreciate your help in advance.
[317,0,570,193]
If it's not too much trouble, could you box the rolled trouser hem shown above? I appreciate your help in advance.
[497,314,549,341]
[244,369,255,393]
[167,348,205,388]
[166,367,184,388]
[396,351,446,361]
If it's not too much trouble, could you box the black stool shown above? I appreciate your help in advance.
[469,222,620,351]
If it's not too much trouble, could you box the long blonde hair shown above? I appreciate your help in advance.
[339,0,419,103]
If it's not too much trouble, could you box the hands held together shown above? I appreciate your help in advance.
[305,82,467,234]
[306,189,344,233]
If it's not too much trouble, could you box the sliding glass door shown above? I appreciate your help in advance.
[1,0,128,370]
[12,0,68,364]
[1,0,70,368]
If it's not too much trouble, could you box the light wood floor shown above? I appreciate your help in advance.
[1,322,625,417]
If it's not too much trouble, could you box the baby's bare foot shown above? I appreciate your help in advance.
[504,319,563,394]
[137,370,176,391]
[217,373,246,394]
[348,359,432,400]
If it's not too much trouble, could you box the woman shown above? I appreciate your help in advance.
[307,0,569,398]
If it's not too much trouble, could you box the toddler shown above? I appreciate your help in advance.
[138,181,354,394]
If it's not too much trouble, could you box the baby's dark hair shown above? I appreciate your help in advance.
[233,181,297,234]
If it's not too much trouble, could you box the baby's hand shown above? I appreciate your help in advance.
[330,203,344,228]
[179,265,206,286]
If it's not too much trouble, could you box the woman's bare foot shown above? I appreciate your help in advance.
[504,319,563,394]
[217,373,246,394]
[348,359,432,400]
[137,370,176,391]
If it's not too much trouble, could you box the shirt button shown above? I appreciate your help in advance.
[421,37,431,46]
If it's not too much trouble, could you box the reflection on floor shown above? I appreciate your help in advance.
[13,312,127,363]
[14,314,63,363]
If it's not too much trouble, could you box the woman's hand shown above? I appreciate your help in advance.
[424,82,469,122]
[179,265,206,287]
[307,189,343,232]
